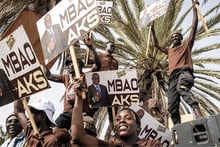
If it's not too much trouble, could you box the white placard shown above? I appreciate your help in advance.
[130,104,172,147]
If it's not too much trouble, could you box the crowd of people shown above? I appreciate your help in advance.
[0,39,165,147]
[0,0,206,146]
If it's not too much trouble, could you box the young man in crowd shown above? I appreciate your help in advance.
[149,0,203,125]
[14,97,71,146]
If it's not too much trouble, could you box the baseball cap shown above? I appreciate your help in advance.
[28,98,56,127]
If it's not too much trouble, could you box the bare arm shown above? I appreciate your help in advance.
[150,22,168,54]
[41,65,64,83]
[84,39,101,72]
[71,79,98,146]
[14,99,29,132]
[188,0,199,49]
[47,74,64,83]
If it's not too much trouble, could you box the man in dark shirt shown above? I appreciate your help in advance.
[87,72,111,108]
[41,13,67,63]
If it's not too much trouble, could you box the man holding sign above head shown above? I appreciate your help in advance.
[100,41,118,130]
[100,41,118,71]
[86,40,118,133]
[149,0,203,125]
[44,38,101,130]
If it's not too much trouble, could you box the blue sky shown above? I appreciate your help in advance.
[0,0,219,132]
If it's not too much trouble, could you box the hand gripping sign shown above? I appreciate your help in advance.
[139,0,168,56]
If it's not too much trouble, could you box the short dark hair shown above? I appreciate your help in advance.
[171,29,183,40]
[65,58,84,68]
[92,73,99,79]
[77,58,85,69]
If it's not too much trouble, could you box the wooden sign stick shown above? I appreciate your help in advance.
[85,48,90,66]
[146,25,152,56]
[195,4,209,34]
[21,98,39,135]
[69,45,86,99]
[69,45,81,78]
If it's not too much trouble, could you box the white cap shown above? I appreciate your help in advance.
[28,98,56,127]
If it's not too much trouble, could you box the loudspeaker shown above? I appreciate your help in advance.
[171,114,220,147]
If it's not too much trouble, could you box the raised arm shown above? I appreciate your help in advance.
[150,22,168,54]
[41,65,64,83]
[188,0,199,49]
[47,74,64,83]
[71,79,98,146]
[14,99,29,132]
[84,39,101,72]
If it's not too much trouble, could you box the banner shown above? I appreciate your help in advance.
[130,104,172,147]
[37,0,101,64]
[85,69,139,108]
[0,26,50,103]
[139,0,168,28]
[96,0,113,23]
[0,7,45,66]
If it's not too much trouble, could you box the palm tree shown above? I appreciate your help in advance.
[89,0,220,117]
[82,0,220,137]
[1,0,220,138]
